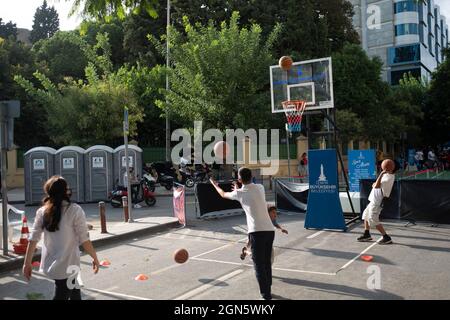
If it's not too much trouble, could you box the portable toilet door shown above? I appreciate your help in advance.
[24,147,56,205]
[113,145,143,187]
[84,145,114,202]
[55,146,85,203]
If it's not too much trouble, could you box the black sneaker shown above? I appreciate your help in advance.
[379,235,393,245]
[357,233,373,242]
[240,247,248,260]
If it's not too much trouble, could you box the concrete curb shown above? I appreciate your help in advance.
[0,220,180,274]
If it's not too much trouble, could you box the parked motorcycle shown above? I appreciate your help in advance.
[180,163,211,188]
[147,162,176,190]
[109,175,156,208]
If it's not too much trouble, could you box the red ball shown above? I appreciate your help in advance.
[174,248,189,264]
[279,56,293,71]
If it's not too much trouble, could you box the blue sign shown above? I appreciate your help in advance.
[305,149,346,231]
[348,150,376,192]
[408,149,416,166]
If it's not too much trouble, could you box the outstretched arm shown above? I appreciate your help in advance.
[210,178,236,200]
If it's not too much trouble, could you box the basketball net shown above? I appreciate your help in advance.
[282,100,307,132]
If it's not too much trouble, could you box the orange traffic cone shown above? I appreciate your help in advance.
[13,216,29,255]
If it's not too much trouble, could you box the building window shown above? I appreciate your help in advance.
[395,23,419,36]
[390,68,421,85]
[388,44,421,65]
[394,1,418,14]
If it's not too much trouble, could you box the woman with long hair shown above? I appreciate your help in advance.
[23,176,100,300]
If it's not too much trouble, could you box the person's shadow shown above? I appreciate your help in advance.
[273,275,404,300]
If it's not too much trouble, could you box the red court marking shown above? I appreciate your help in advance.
[361,255,373,262]
[100,260,111,266]
[135,274,149,281]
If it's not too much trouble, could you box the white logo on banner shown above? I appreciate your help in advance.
[310,163,336,194]
[63,158,75,169]
[33,159,45,170]
[92,157,104,168]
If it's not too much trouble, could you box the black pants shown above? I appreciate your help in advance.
[53,279,82,300]
[249,231,275,300]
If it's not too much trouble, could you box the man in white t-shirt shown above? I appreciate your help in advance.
[210,167,275,300]
[357,159,397,244]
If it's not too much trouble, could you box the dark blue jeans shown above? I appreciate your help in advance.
[249,231,275,300]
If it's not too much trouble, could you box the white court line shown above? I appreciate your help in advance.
[83,287,151,300]
[174,269,244,300]
[191,237,248,259]
[307,231,325,239]
[191,257,336,276]
[336,237,382,273]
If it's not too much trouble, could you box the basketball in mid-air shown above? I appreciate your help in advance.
[174,248,189,264]
[381,159,395,172]
[279,56,293,71]
[213,141,230,159]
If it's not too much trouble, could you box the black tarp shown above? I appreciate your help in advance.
[400,180,450,224]
[360,179,450,223]
[360,179,400,219]
[274,179,309,213]
[195,182,243,218]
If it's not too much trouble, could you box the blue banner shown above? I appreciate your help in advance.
[348,150,376,192]
[305,149,346,231]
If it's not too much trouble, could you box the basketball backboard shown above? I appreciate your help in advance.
[270,57,334,113]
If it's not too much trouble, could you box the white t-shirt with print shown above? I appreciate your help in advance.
[225,183,275,233]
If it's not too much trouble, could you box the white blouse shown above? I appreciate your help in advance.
[30,201,90,280]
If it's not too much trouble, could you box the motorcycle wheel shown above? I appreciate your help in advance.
[145,197,156,206]
[164,183,173,191]
[185,179,195,188]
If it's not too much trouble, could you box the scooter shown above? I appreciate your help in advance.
[147,162,176,190]
[109,175,156,208]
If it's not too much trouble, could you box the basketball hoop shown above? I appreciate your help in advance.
[282,100,307,132]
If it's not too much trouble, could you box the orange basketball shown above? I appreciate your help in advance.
[381,159,395,172]
[279,56,293,71]
[174,248,189,264]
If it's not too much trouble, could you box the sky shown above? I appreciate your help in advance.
[1,0,450,31]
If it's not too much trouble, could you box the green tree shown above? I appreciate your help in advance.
[424,48,450,144]
[0,38,50,148]
[171,0,358,59]
[30,0,60,44]
[154,12,282,130]
[15,65,143,147]
[122,8,166,66]
[389,73,427,145]
[80,19,126,68]
[0,18,17,40]
[69,0,159,20]
[332,44,401,142]
[33,31,91,82]
[114,64,168,145]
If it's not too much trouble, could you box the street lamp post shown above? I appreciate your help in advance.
[165,0,171,161]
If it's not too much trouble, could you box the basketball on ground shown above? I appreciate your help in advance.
[381,159,395,172]
[174,248,189,264]
[213,141,230,159]
[279,56,293,71]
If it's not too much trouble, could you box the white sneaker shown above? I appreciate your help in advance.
[133,204,142,209]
